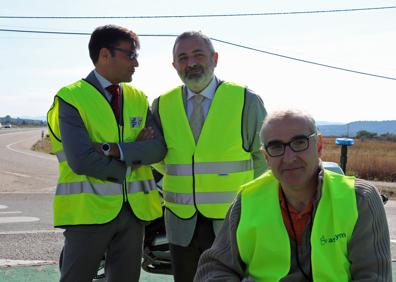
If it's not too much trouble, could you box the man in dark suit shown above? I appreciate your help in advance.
[47,25,166,282]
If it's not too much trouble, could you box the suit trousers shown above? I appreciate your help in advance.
[59,203,145,282]
[169,213,216,282]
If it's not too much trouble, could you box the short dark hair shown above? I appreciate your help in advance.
[88,24,140,64]
[172,31,215,58]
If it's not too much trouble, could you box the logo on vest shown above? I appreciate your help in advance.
[320,232,346,246]
[130,117,142,128]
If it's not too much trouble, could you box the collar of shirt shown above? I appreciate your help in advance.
[186,76,217,102]
[278,165,324,244]
[93,70,120,102]
[279,188,314,217]
[279,188,314,244]
[278,165,324,216]
[186,77,217,120]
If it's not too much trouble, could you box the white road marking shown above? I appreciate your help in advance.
[0,190,55,194]
[0,129,33,137]
[0,259,56,267]
[0,229,63,235]
[3,171,31,178]
[391,239,396,244]
[0,217,40,224]
[0,205,8,209]
[0,211,22,214]
[5,135,57,162]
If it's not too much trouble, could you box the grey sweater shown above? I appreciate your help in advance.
[194,171,392,281]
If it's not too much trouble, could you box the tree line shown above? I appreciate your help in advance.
[356,130,396,142]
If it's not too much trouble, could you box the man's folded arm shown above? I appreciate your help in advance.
[118,109,167,166]
[59,99,127,183]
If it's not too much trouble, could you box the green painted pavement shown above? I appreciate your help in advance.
[393,261,396,281]
[1,262,395,281]
[0,264,173,282]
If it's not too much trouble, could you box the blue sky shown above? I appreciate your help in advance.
[0,0,395,123]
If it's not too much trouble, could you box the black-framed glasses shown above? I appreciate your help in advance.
[264,132,317,157]
[111,47,139,60]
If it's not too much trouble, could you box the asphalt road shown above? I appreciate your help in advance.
[0,127,395,278]
[0,128,62,265]
[0,127,57,193]
[0,128,172,281]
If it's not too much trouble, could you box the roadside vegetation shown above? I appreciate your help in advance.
[35,135,395,181]
[322,136,396,198]
[31,134,52,154]
[31,133,395,197]
[322,137,396,182]
[355,130,396,142]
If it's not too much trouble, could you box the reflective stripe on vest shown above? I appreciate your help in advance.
[237,170,357,281]
[165,159,253,176]
[48,80,162,225]
[126,179,157,194]
[55,180,157,196]
[164,191,237,204]
[159,82,254,219]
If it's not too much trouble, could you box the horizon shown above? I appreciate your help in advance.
[1,0,395,122]
[2,115,396,125]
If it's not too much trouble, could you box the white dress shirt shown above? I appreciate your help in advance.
[93,70,126,162]
[186,77,217,121]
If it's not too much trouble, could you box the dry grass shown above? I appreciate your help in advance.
[31,136,52,154]
[322,138,396,182]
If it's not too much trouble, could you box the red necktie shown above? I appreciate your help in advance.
[106,85,120,123]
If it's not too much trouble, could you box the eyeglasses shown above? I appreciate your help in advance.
[264,132,317,157]
[111,47,139,60]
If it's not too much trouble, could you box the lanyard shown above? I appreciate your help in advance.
[281,188,313,282]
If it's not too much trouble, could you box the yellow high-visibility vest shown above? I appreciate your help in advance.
[237,170,357,281]
[158,82,254,219]
[47,79,162,226]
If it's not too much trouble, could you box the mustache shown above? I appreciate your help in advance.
[184,65,204,76]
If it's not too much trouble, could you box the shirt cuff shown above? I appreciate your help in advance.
[117,144,124,161]
[126,166,131,177]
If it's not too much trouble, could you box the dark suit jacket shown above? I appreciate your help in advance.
[58,71,166,183]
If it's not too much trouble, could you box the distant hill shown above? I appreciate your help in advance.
[18,115,47,121]
[316,121,344,126]
[318,120,396,137]
[0,115,46,126]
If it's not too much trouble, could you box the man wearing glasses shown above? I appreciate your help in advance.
[195,109,391,281]
[47,25,166,281]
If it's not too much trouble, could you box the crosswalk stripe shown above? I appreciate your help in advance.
[0,259,56,267]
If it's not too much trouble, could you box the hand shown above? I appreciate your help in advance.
[92,143,102,153]
[136,127,155,141]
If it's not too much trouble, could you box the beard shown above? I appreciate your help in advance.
[179,64,215,92]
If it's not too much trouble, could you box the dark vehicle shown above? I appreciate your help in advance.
[141,210,171,275]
